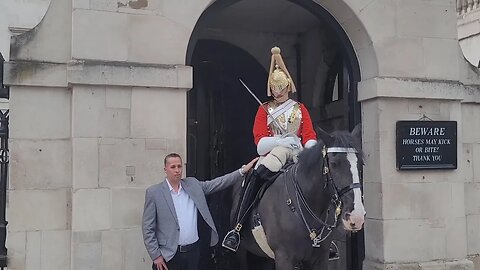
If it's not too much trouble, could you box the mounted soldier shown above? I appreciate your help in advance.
[222,47,340,260]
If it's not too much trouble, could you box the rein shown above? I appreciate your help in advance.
[284,145,362,247]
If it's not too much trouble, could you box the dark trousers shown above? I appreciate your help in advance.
[152,242,200,270]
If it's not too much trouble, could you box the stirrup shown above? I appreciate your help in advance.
[328,241,340,261]
[222,229,241,252]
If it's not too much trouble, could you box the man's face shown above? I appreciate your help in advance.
[164,157,183,182]
[272,86,289,102]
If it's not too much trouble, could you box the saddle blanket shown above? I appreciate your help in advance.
[252,224,275,259]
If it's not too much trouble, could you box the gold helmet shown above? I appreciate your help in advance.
[267,46,297,96]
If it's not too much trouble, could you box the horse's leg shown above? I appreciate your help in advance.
[249,255,275,270]
[308,259,328,270]
[273,250,296,270]
[235,245,250,270]
[262,258,275,270]
[306,249,329,270]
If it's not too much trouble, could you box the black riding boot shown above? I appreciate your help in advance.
[222,165,274,252]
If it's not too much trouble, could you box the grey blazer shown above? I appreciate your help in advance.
[142,170,242,262]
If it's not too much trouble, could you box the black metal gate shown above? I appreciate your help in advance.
[0,53,9,269]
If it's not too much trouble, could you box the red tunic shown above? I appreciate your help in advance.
[253,102,317,146]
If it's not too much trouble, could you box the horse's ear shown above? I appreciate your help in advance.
[316,127,334,146]
[351,123,362,141]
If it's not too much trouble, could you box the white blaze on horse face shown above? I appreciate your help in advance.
[345,152,366,230]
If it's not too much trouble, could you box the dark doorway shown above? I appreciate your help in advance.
[187,40,267,179]
[186,1,364,270]
[187,40,269,270]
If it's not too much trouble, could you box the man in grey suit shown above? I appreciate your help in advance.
[143,153,258,270]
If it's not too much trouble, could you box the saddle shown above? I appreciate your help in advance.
[244,163,293,259]
[248,162,294,209]
[229,162,295,241]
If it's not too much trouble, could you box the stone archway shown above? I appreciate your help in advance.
[186,0,378,81]
[185,1,376,270]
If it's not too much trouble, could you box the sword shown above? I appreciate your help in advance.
[238,78,287,135]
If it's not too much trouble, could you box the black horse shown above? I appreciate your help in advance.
[230,125,366,270]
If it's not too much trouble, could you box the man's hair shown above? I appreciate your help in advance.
[164,153,182,166]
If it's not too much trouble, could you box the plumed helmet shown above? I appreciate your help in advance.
[267,46,296,96]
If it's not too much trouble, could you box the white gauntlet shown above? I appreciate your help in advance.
[257,134,303,155]
[257,137,280,155]
[277,137,300,150]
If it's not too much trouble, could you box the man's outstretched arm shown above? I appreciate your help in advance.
[200,157,259,195]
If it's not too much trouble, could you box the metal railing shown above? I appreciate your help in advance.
[457,0,480,15]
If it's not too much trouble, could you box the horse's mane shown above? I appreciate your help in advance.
[298,131,363,176]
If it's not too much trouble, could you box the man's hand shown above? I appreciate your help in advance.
[153,256,168,270]
[241,157,259,174]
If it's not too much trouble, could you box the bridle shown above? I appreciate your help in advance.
[323,146,363,207]
[284,145,363,247]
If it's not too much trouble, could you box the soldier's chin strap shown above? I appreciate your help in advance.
[239,78,287,135]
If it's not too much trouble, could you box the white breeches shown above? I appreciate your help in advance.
[258,146,296,172]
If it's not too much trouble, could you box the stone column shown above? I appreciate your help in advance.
[68,61,191,270]
[4,59,192,270]
[360,77,474,270]
[3,0,195,268]
[4,60,73,270]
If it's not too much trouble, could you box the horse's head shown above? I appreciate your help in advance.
[298,124,366,233]
[317,124,366,232]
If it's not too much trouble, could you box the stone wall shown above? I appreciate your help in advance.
[4,60,191,270]
[0,0,50,60]
[69,83,187,270]
[462,100,480,270]
[4,0,192,269]
[360,78,467,267]
[70,0,214,65]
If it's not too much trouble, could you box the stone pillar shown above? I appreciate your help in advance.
[68,62,191,270]
[460,59,480,270]
[360,77,475,270]
[3,0,195,268]
[462,101,480,270]
[4,59,192,270]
